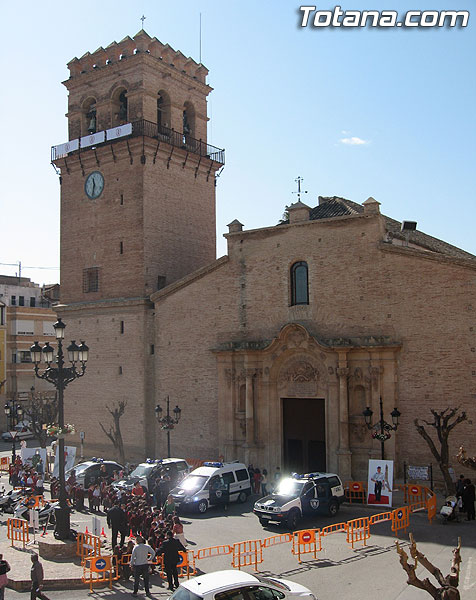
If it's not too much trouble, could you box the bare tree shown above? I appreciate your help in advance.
[396,533,461,600]
[457,446,476,471]
[23,390,58,448]
[99,400,127,465]
[414,407,467,495]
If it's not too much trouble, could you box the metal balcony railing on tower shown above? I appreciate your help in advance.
[51,119,225,165]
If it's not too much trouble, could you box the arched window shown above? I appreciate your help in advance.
[111,88,128,127]
[183,101,195,138]
[157,90,171,133]
[82,98,97,135]
[290,261,309,305]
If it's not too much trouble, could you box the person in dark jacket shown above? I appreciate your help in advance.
[159,530,186,591]
[462,478,475,521]
[30,554,50,600]
[107,503,128,548]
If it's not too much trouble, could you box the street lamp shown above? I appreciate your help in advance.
[30,318,89,540]
[4,396,24,461]
[363,396,401,460]
[155,396,182,458]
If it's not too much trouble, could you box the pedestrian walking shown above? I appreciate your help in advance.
[107,503,128,549]
[30,554,51,600]
[261,469,268,496]
[0,553,11,600]
[130,535,155,597]
[462,478,475,521]
[159,530,186,591]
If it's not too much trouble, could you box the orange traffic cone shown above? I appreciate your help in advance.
[85,526,89,534]
[129,528,135,539]
[101,527,107,537]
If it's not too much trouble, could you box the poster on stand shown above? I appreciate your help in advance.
[53,445,77,478]
[20,448,47,476]
[367,459,394,507]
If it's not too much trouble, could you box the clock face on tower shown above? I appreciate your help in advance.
[84,171,105,199]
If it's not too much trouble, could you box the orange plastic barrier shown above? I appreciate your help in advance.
[25,495,45,509]
[7,518,29,548]
[261,533,292,548]
[82,555,119,593]
[427,491,437,523]
[346,517,370,548]
[232,540,263,571]
[195,545,233,559]
[321,521,348,536]
[391,505,410,537]
[177,550,196,579]
[0,456,10,471]
[401,484,426,505]
[369,511,393,526]
[77,532,102,561]
[292,529,321,563]
[345,481,367,504]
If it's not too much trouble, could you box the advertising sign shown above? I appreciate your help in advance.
[53,445,77,478]
[367,459,394,507]
[20,448,47,476]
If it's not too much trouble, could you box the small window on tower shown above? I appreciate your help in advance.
[120,321,124,334]
[157,276,166,290]
[83,267,99,293]
[120,241,123,254]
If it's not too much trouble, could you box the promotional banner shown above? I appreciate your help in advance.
[106,122,132,140]
[367,459,394,507]
[53,138,79,158]
[80,131,105,148]
[53,445,77,478]
[20,448,47,476]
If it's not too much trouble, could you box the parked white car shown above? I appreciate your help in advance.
[170,570,316,600]
[1,423,34,442]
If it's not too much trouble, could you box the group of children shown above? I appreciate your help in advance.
[8,456,45,495]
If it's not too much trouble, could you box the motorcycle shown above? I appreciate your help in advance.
[0,488,32,514]
[13,498,59,524]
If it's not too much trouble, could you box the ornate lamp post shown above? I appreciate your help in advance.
[4,396,24,460]
[30,318,89,540]
[155,396,182,458]
[363,397,401,460]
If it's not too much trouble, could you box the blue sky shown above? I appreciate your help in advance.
[0,1,474,285]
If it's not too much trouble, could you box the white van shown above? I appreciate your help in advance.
[170,461,251,513]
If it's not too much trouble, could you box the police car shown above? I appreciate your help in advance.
[113,458,190,492]
[254,472,345,529]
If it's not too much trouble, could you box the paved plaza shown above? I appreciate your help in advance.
[1,452,476,600]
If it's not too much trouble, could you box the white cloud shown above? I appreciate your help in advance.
[340,136,369,146]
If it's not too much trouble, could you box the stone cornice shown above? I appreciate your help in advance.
[379,241,476,270]
[151,256,229,303]
[223,212,376,241]
[56,297,153,313]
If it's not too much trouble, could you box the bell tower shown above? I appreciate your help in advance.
[52,30,224,459]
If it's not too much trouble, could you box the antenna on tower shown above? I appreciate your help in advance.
[199,13,202,64]
[292,176,308,203]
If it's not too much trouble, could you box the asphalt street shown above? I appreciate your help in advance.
[1,445,476,599]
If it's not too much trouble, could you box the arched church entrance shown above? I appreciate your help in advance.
[283,397,326,473]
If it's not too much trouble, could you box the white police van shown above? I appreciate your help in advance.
[254,472,345,529]
[170,461,251,513]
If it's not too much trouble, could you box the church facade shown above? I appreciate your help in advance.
[53,31,475,481]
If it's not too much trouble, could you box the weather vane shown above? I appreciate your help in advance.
[140,15,146,30]
[293,176,308,202]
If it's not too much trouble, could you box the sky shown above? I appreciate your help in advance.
[0,1,474,286]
